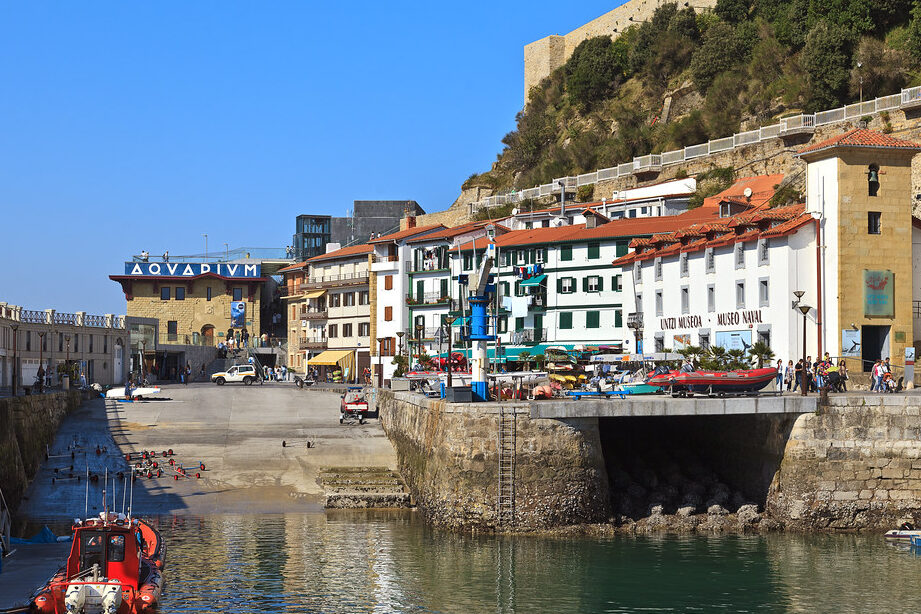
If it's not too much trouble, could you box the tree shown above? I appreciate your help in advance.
[690,22,743,93]
[703,345,729,370]
[747,341,775,368]
[518,351,532,371]
[909,1,921,62]
[716,0,750,24]
[803,20,853,111]
[678,345,705,367]
[726,348,751,370]
[565,36,624,110]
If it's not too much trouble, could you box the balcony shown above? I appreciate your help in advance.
[530,293,548,311]
[627,312,643,330]
[510,328,547,345]
[299,337,328,350]
[406,292,453,308]
[779,114,815,137]
[301,272,369,290]
[296,308,328,321]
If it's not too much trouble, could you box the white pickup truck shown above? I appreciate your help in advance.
[211,364,261,386]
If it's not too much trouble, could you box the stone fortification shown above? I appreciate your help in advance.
[378,391,611,530]
[0,391,86,511]
[769,395,921,531]
[524,0,718,104]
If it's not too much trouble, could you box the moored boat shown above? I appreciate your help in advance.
[647,367,777,395]
[31,512,164,614]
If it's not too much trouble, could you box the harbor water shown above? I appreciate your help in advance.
[52,511,920,613]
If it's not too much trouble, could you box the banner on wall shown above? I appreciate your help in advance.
[673,334,692,351]
[864,270,894,318]
[714,330,752,352]
[230,301,246,328]
[841,329,861,357]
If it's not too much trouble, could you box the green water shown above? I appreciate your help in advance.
[140,512,921,613]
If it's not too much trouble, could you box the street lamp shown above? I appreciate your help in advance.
[9,324,19,395]
[797,303,811,397]
[441,316,453,389]
[376,337,386,388]
[396,331,404,363]
[37,331,46,393]
[415,325,424,369]
[203,234,208,261]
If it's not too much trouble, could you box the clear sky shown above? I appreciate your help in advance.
[0,1,621,315]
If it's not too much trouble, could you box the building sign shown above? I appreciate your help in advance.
[230,302,246,328]
[714,330,752,351]
[841,329,861,357]
[660,315,703,330]
[864,270,894,318]
[123,262,261,278]
[716,310,763,326]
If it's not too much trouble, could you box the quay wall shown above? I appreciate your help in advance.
[0,391,86,511]
[378,391,611,530]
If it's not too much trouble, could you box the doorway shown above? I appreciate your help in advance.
[201,325,215,346]
[861,325,890,371]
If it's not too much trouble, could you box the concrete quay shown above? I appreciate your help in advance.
[17,383,399,519]
[530,394,818,419]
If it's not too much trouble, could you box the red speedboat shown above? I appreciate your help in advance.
[647,367,777,395]
[31,512,164,614]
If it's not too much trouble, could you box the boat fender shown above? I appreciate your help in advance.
[168,449,174,456]
[199,462,206,471]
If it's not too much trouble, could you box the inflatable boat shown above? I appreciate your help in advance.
[647,367,777,395]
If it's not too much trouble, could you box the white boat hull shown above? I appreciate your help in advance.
[105,387,161,399]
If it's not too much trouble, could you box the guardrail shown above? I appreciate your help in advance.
[470,86,918,213]
[0,307,126,329]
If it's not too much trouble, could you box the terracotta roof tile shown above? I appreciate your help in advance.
[797,128,921,157]
[405,220,491,243]
[368,224,445,243]
[305,243,373,263]
[278,261,308,273]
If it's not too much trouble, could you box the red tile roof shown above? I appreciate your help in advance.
[455,236,494,251]
[278,261,308,273]
[368,224,445,243]
[796,128,921,157]
[702,174,785,209]
[405,220,491,244]
[305,243,373,263]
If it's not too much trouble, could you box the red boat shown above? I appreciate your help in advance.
[647,367,777,395]
[31,512,164,614]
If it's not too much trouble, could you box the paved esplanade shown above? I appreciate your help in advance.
[18,383,398,518]
[530,394,819,419]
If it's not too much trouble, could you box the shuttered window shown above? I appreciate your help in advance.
[560,245,573,261]
[614,310,622,328]
[587,242,600,259]
[586,311,600,328]
[384,306,393,321]
[559,312,573,329]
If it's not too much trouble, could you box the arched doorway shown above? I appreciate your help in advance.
[201,325,215,346]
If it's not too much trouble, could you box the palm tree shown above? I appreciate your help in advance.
[726,348,750,370]
[677,345,704,368]
[747,341,775,368]
[533,353,546,370]
[704,345,728,370]
[518,351,532,371]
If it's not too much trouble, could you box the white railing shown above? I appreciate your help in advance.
[468,86,921,214]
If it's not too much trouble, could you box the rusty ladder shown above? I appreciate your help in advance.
[497,405,517,527]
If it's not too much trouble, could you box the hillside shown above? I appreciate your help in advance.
[465,0,921,197]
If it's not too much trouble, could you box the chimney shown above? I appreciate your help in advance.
[403,203,416,229]
[405,215,416,229]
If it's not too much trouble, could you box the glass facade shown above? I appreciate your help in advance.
[294,215,332,260]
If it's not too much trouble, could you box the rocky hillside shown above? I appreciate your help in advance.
[465,0,921,196]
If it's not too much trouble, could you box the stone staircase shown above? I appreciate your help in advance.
[317,466,411,509]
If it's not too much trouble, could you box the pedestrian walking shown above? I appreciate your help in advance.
[775,359,784,391]
[784,360,794,392]
[793,359,803,392]
[199,363,206,380]
[838,359,848,392]
[871,360,882,391]
[281,365,287,381]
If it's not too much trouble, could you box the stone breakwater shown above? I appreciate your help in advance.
[381,391,921,532]
[378,391,611,530]
[0,391,87,511]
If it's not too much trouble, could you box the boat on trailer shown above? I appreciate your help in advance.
[104,387,162,401]
[647,367,777,396]
[30,512,164,613]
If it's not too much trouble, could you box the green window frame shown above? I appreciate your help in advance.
[615,241,628,257]
[515,317,525,331]
[463,253,473,270]
[612,274,622,292]
[587,242,600,259]
[559,312,573,330]
[498,315,508,333]
[615,310,622,328]
[515,281,525,297]
[500,281,510,297]
[440,278,449,300]
[583,276,603,293]
[557,276,576,294]
[560,245,573,261]
[586,311,600,328]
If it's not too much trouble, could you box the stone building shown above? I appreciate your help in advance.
[0,302,128,391]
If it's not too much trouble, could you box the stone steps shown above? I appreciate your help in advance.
[317,466,412,509]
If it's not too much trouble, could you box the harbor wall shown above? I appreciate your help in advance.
[0,391,85,511]
[768,395,921,530]
[378,391,611,530]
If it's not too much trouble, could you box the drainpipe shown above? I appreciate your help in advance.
[815,216,824,359]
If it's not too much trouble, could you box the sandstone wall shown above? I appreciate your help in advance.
[767,395,921,530]
[378,391,611,530]
[0,391,86,511]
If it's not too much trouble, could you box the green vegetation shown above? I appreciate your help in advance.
[478,0,921,193]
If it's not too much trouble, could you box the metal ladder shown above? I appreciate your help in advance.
[497,406,517,527]
[0,485,11,559]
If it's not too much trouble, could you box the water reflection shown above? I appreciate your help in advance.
[144,513,921,613]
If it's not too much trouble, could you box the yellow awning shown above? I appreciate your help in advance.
[304,290,326,299]
[307,349,353,366]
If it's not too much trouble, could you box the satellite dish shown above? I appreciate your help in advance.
[511,208,519,215]
[743,187,753,199]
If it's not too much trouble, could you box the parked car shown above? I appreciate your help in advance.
[211,364,261,386]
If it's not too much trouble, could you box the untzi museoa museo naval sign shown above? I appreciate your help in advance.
[124,262,262,278]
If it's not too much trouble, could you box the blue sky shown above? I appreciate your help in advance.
[0,1,621,314]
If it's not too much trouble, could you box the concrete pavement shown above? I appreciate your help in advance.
[18,383,398,518]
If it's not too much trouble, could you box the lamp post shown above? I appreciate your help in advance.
[10,324,19,395]
[396,331,404,365]
[37,331,46,393]
[203,234,208,261]
[377,337,385,388]
[798,304,811,397]
[415,325,424,369]
[442,316,452,389]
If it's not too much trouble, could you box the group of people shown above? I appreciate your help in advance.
[776,353,849,393]
[218,327,251,356]
[870,358,898,392]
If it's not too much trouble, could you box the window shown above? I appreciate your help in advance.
[735,245,745,269]
[681,287,689,314]
[414,315,425,329]
[463,253,474,270]
[559,312,573,329]
[615,241,628,257]
[328,324,338,338]
[160,287,170,301]
[329,293,341,307]
[42,333,47,352]
[586,276,601,293]
[74,334,79,351]
[706,248,715,273]
[868,212,881,234]
[359,291,369,305]
[612,274,622,292]
[629,209,637,218]
[343,323,353,337]
[587,242,600,259]
[699,333,710,349]
[358,322,370,337]
[525,221,533,229]
[560,245,573,261]
[655,258,663,281]
[88,335,93,353]
[107,535,125,563]
[759,239,770,265]
[586,311,600,328]
[384,306,393,321]
[175,287,185,301]
[708,285,715,312]
[542,219,550,228]
[559,277,575,294]
[498,315,508,333]
[384,275,393,290]
[59,333,63,352]
[515,250,526,265]
[103,336,108,354]
[758,329,771,346]
[500,281,511,296]
[634,262,641,282]
[232,288,243,301]
[515,281,525,297]
[654,335,664,352]
[344,292,355,307]
[206,286,212,301]
[535,249,546,263]
[868,163,880,196]
[515,317,525,331]
[655,291,663,316]
[759,279,770,307]
[736,281,745,309]
[680,253,689,277]
[167,321,177,341]
[614,310,622,328]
